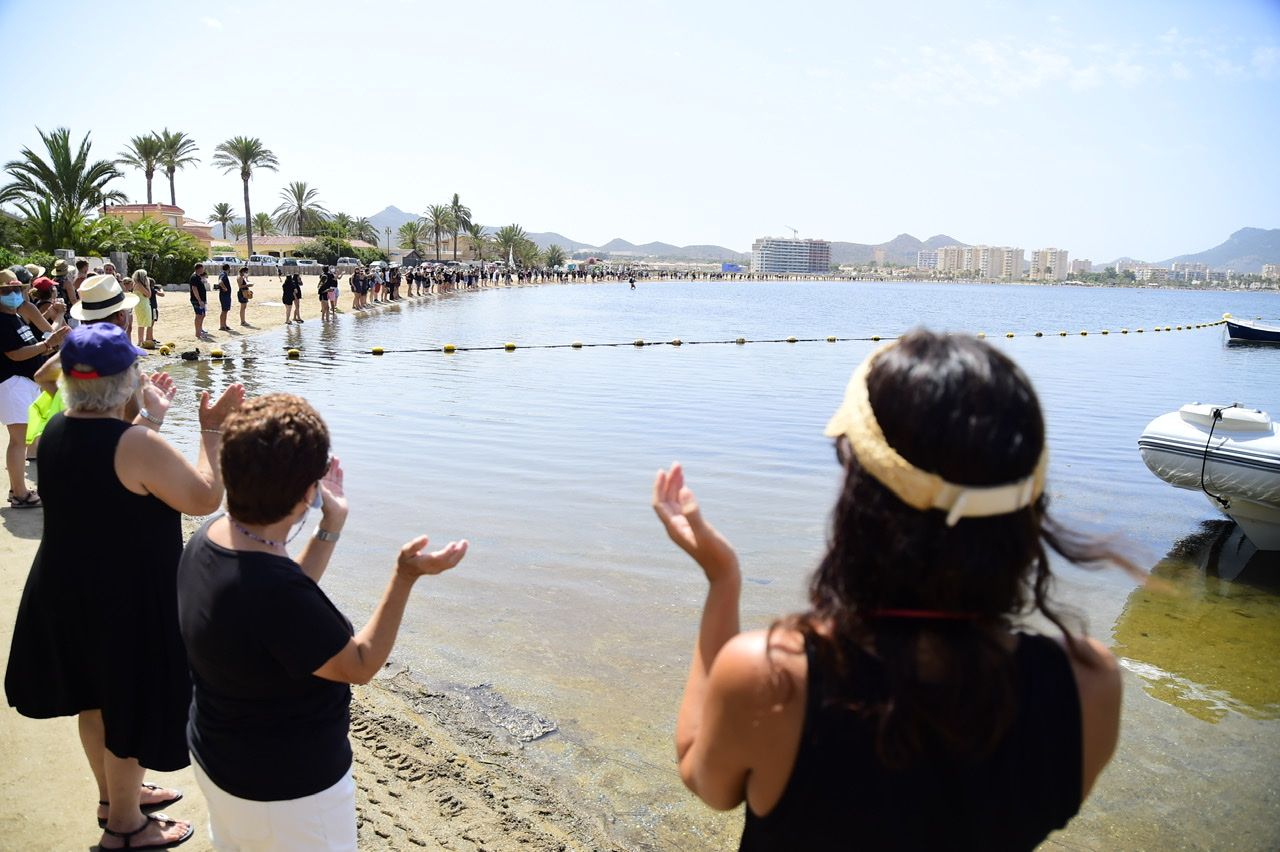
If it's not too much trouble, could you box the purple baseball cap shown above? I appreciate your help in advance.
[60,323,147,379]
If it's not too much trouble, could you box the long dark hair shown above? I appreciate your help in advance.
[786,329,1129,770]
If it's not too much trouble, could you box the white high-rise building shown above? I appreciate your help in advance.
[916,249,939,270]
[1070,259,1093,275]
[750,237,832,274]
[1263,264,1280,280]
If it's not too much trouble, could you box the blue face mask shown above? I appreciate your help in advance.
[0,292,24,309]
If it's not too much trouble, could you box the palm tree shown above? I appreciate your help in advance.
[272,181,329,236]
[209,202,236,239]
[211,136,279,256]
[252,211,277,237]
[448,193,471,261]
[156,129,199,207]
[1,127,126,250]
[116,133,164,204]
[543,244,567,268]
[492,224,528,267]
[329,212,354,239]
[352,217,379,245]
[229,222,247,241]
[423,204,454,261]
[464,221,488,261]
[398,219,427,253]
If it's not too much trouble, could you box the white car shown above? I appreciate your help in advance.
[294,259,320,269]
[249,255,279,265]
[336,256,361,267]
[209,255,244,267]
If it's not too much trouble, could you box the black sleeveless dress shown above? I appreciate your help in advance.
[741,632,1083,851]
[5,414,191,771]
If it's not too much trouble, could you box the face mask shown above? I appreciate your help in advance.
[0,292,24,309]
[310,483,323,510]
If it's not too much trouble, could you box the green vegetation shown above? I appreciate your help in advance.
[423,204,454,261]
[252,211,277,237]
[465,221,488,261]
[448,193,471,261]
[293,235,356,265]
[543,244,566,268]
[156,128,200,206]
[117,133,164,204]
[212,136,279,257]
[273,180,329,235]
[209,202,236,240]
[398,219,427,252]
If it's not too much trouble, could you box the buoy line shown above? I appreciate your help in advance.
[150,319,1230,362]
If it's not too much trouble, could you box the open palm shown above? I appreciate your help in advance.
[653,463,739,581]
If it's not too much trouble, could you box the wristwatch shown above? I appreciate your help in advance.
[314,527,341,543]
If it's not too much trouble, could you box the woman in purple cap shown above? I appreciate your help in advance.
[653,330,1134,851]
[5,323,244,851]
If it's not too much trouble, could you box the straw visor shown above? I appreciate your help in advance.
[824,342,1049,526]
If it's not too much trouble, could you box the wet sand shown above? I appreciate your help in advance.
[0,475,612,851]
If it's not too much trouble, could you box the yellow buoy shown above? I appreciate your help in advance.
[371,347,384,355]
[571,341,583,349]
[1059,331,1067,336]
[977,332,986,339]
[1005,332,1014,338]
[287,348,300,359]
[504,342,517,351]
[1101,330,1109,335]
[871,335,881,341]
[1165,326,1172,331]
[1121,329,1129,334]
[826,336,837,342]
[633,339,644,347]
[670,338,683,346]
[735,337,746,345]
[165,342,176,349]
[443,344,456,353]
[786,336,797,343]
[1034,331,1043,337]
[1135,328,1144,333]
[1080,331,1088,336]
[210,349,224,358]
[159,346,171,356]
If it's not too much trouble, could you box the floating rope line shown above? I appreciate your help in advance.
[156,319,1230,362]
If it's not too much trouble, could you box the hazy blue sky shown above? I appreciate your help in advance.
[1,0,1277,260]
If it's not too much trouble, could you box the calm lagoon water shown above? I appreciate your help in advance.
[165,281,1280,850]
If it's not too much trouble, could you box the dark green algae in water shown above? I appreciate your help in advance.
[1112,520,1280,723]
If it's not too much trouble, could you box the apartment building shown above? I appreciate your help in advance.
[916,249,939,270]
[1030,248,1070,281]
[1261,264,1279,280]
[1070,259,1093,275]
[750,237,832,274]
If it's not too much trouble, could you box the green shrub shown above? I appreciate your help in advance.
[293,236,355,266]
[354,246,388,265]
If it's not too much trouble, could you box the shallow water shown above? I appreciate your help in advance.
[164,281,1280,850]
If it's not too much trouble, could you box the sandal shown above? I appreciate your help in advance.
[7,490,41,508]
[98,783,184,827]
[100,812,193,850]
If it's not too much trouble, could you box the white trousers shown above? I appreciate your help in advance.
[191,757,357,852]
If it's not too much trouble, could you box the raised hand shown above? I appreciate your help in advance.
[199,382,245,430]
[141,372,178,419]
[318,456,349,524]
[396,535,468,579]
[653,462,740,582]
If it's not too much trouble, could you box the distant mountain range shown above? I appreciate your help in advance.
[365,208,1279,271]
[1156,227,1280,274]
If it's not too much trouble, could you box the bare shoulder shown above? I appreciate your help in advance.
[710,628,808,707]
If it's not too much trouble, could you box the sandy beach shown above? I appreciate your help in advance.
[0,278,619,851]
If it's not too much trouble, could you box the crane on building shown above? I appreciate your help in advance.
[785,225,799,240]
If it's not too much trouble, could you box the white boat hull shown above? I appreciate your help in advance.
[1138,405,1280,551]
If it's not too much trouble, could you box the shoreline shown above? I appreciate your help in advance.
[0,509,614,851]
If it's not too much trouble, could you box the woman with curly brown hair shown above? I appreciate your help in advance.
[653,329,1129,850]
[176,393,468,850]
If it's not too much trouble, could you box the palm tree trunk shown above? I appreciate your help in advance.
[435,230,440,261]
[168,168,176,206]
[242,178,254,257]
[452,228,458,261]
[145,172,153,204]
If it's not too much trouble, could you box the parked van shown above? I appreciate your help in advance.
[336,256,360,267]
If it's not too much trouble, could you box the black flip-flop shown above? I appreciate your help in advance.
[7,491,41,509]
[100,812,193,850]
[98,785,184,828]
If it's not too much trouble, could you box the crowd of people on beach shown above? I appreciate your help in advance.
[1,253,1133,851]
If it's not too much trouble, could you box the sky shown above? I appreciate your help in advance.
[0,0,1277,261]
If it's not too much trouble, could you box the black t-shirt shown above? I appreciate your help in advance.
[0,313,44,381]
[189,273,207,305]
[177,520,354,801]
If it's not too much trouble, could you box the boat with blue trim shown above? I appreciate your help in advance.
[1224,314,1280,344]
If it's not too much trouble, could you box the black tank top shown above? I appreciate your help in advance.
[741,632,1082,851]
